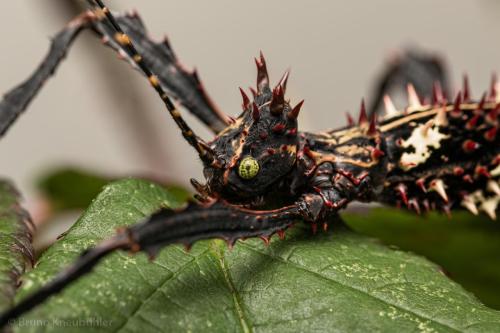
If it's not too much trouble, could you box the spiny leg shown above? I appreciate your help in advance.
[0,12,93,137]
[368,49,449,116]
[0,201,300,327]
[88,0,219,166]
[0,10,228,140]
[90,10,229,133]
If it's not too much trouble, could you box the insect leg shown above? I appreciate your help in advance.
[0,201,300,327]
[368,49,449,115]
[0,8,228,140]
[0,12,94,138]
[89,12,229,133]
[0,235,128,328]
[87,0,220,166]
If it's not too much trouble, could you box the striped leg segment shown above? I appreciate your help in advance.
[0,9,228,140]
[0,201,300,327]
[87,0,219,166]
[92,11,229,133]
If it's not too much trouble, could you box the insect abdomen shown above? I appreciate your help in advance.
[379,98,499,218]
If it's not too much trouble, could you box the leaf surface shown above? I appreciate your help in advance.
[0,180,33,313]
[346,208,500,310]
[14,179,500,332]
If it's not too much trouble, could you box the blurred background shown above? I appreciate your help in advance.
[0,0,500,308]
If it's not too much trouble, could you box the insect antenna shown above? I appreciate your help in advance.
[88,0,220,167]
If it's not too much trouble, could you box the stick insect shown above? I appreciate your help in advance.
[0,0,498,327]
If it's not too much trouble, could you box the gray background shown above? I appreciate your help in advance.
[1,0,500,204]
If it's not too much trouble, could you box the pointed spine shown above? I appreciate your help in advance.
[480,200,497,220]
[421,119,434,137]
[367,113,377,135]
[432,81,444,105]
[288,100,304,120]
[463,75,471,101]
[453,92,462,111]
[487,180,500,195]
[396,183,409,206]
[383,95,399,118]
[346,112,355,127]
[255,51,269,91]
[277,70,290,93]
[477,93,486,111]
[270,85,285,116]
[249,87,257,98]
[407,84,422,109]
[434,105,448,127]
[429,179,448,202]
[358,99,368,125]
[491,73,499,102]
[461,195,479,215]
[239,87,250,110]
[252,102,260,121]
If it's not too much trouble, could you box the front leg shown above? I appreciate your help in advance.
[0,200,301,327]
[127,201,301,255]
[0,9,228,140]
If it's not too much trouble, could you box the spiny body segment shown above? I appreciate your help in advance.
[0,0,498,327]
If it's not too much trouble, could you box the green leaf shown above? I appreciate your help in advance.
[36,168,111,212]
[36,167,191,213]
[345,208,500,310]
[0,180,33,313]
[14,179,500,332]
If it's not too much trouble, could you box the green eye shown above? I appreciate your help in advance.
[238,156,260,179]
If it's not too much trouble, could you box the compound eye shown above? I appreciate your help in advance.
[238,156,260,179]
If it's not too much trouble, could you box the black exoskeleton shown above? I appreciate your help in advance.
[0,0,498,327]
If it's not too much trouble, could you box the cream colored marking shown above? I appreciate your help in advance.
[465,188,499,220]
[323,102,491,143]
[319,101,493,146]
[481,197,499,220]
[308,149,377,168]
[487,180,500,195]
[133,54,142,63]
[383,95,399,118]
[229,125,251,167]
[429,179,448,202]
[407,84,422,109]
[491,164,500,177]
[323,127,365,145]
[222,124,250,183]
[335,144,369,156]
[380,102,495,133]
[217,117,244,136]
[461,195,479,215]
[399,123,450,171]
[434,107,448,127]
[421,119,434,136]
